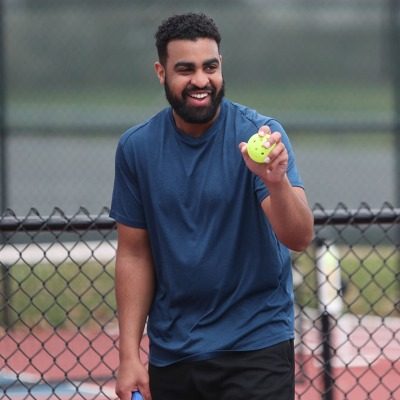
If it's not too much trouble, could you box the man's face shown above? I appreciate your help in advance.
[155,38,224,128]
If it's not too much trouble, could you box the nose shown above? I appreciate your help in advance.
[190,70,209,88]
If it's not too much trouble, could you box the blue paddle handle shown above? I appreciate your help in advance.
[132,392,143,400]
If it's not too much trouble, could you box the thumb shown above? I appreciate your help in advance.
[238,142,247,153]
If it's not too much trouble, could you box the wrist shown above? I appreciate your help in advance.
[119,345,142,364]
[261,174,290,193]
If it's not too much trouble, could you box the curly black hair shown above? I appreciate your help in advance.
[155,13,221,65]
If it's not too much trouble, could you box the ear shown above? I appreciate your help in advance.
[154,61,165,85]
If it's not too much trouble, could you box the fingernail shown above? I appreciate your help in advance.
[264,156,271,164]
[263,141,271,148]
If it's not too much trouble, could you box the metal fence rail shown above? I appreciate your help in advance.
[1,204,400,400]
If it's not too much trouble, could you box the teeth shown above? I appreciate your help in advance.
[190,93,208,99]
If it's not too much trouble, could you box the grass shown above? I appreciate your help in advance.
[8,80,394,126]
[294,244,399,317]
[2,261,116,329]
[1,243,398,329]
[228,81,393,116]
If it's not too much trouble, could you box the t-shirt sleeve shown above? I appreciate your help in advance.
[254,119,304,203]
[109,139,147,228]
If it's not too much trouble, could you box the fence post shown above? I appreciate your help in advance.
[320,311,333,400]
[315,238,343,400]
[0,0,7,213]
[0,262,11,328]
[388,0,400,328]
[0,0,9,327]
[389,0,400,206]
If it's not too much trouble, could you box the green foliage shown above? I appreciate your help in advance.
[4,242,398,329]
[5,262,116,328]
[294,244,399,317]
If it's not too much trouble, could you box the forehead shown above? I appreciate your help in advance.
[165,38,220,66]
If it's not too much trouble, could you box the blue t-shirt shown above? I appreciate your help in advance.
[110,98,304,367]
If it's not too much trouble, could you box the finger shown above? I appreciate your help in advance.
[258,125,271,136]
[264,142,285,165]
[238,142,247,153]
[238,142,252,161]
[269,131,282,144]
[262,137,273,150]
[117,390,134,400]
[138,385,152,400]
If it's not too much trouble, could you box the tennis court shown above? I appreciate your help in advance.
[0,327,121,399]
[294,312,400,399]
[0,325,149,399]
[0,371,115,400]
[1,313,399,399]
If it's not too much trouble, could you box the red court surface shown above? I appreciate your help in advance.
[1,314,399,399]
[294,313,400,399]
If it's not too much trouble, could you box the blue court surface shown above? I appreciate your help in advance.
[0,369,115,399]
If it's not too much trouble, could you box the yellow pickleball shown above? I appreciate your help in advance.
[246,133,276,163]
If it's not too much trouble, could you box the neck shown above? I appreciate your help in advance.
[172,108,221,138]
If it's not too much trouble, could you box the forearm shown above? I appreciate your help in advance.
[239,128,314,251]
[116,252,154,362]
[114,225,154,399]
[262,176,314,251]
[115,224,155,363]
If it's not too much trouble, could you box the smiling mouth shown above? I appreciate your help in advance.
[184,85,214,101]
[189,92,209,100]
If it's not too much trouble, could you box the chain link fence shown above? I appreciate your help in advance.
[1,0,400,214]
[1,204,399,399]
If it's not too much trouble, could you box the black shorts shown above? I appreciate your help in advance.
[149,339,295,400]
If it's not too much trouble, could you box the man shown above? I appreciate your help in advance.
[111,13,314,400]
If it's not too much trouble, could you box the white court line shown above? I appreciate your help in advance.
[71,381,116,397]
[0,240,117,266]
[0,369,39,384]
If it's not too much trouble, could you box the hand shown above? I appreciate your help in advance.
[239,125,288,185]
[115,359,152,400]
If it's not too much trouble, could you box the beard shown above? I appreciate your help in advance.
[164,79,225,124]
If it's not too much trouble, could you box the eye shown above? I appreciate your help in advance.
[176,67,192,75]
[174,63,195,75]
[205,64,218,73]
